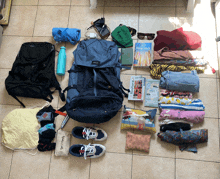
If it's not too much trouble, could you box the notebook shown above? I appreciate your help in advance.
[121,48,133,66]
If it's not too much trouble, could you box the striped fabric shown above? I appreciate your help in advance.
[159,99,205,111]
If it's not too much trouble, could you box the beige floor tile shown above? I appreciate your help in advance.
[0,135,13,179]
[140,0,175,7]
[0,105,19,179]
[133,116,176,158]
[176,159,220,179]
[104,7,139,39]
[132,155,175,179]
[9,152,51,179]
[71,0,104,6]
[0,36,32,69]
[49,154,90,179]
[176,6,218,76]
[65,42,78,71]
[39,0,71,5]
[34,6,70,36]
[3,6,37,36]
[121,75,136,109]
[176,0,187,6]
[95,112,132,154]
[176,118,220,162]
[12,0,38,5]
[193,78,218,118]
[135,67,151,75]
[105,0,139,7]
[139,7,176,35]
[68,6,104,38]
[90,152,132,179]
[0,69,21,105]
[121,65,136,75]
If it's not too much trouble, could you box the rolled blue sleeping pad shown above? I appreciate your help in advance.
[57,46,66,76]
[52,28,81,45]
[159,70,200,92]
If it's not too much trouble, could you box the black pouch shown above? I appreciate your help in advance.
[87,17,110,39]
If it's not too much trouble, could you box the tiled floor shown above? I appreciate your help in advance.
[0,0,220,179]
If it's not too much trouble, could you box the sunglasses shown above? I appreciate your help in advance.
[137,33,155,40]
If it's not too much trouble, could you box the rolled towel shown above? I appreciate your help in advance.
[52,28,81,45]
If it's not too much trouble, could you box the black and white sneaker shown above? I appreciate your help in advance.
[72,126,107,141]
[69,143,106,159]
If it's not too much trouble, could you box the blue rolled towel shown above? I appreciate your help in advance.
[52,28,81,45]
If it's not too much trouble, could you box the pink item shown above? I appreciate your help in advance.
[160,89,193,99]
[159,109,205,123]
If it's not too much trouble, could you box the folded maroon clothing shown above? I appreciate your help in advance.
[154,27,201,51]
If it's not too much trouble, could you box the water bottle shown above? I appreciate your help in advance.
[56,46,66,75]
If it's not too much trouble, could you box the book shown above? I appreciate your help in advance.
[121,48,133,66]
[144,79,160,107]
[128,76,146,101]
[133,42,153,67]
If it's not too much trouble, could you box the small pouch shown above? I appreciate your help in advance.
[88,18,110,39]
[121,106,157,133]
[55,129,71,157]
[125,132,151,152]
[98,24,110,39]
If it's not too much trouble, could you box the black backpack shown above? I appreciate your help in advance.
[5,42,65,107]
[63,39,129,124]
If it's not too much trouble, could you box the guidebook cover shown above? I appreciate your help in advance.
[144,79,160,107]
[128,76,146,101]
[133,43,152,67]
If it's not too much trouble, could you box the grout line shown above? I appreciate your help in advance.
[47,151,53,179]
[0,103,22,107]
[2,34,33,37]
[32,1,39,37]
[8,151,14,179]
[175,157,220,164]
[104,5,176,7]
[131,152,133,179]
[131,128,134,179]
[12,5,38,6]
[217,78,219,151]
[67,5,72,28]
[174,158,176,179]
[89,158,91,179]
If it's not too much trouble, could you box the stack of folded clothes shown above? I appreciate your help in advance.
[157,70,207,153]
[36,106,57,152]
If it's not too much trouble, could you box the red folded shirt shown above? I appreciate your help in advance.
[154,27,201,51]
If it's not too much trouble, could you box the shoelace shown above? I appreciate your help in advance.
[79,143,94,160]
[82,128,96,140]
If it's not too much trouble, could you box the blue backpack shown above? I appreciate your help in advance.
[63,39,129,123]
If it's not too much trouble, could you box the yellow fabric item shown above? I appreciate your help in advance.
[149,64,205,79]
[2,108,40,150]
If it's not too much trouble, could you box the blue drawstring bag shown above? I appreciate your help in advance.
[52,28,81,45]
